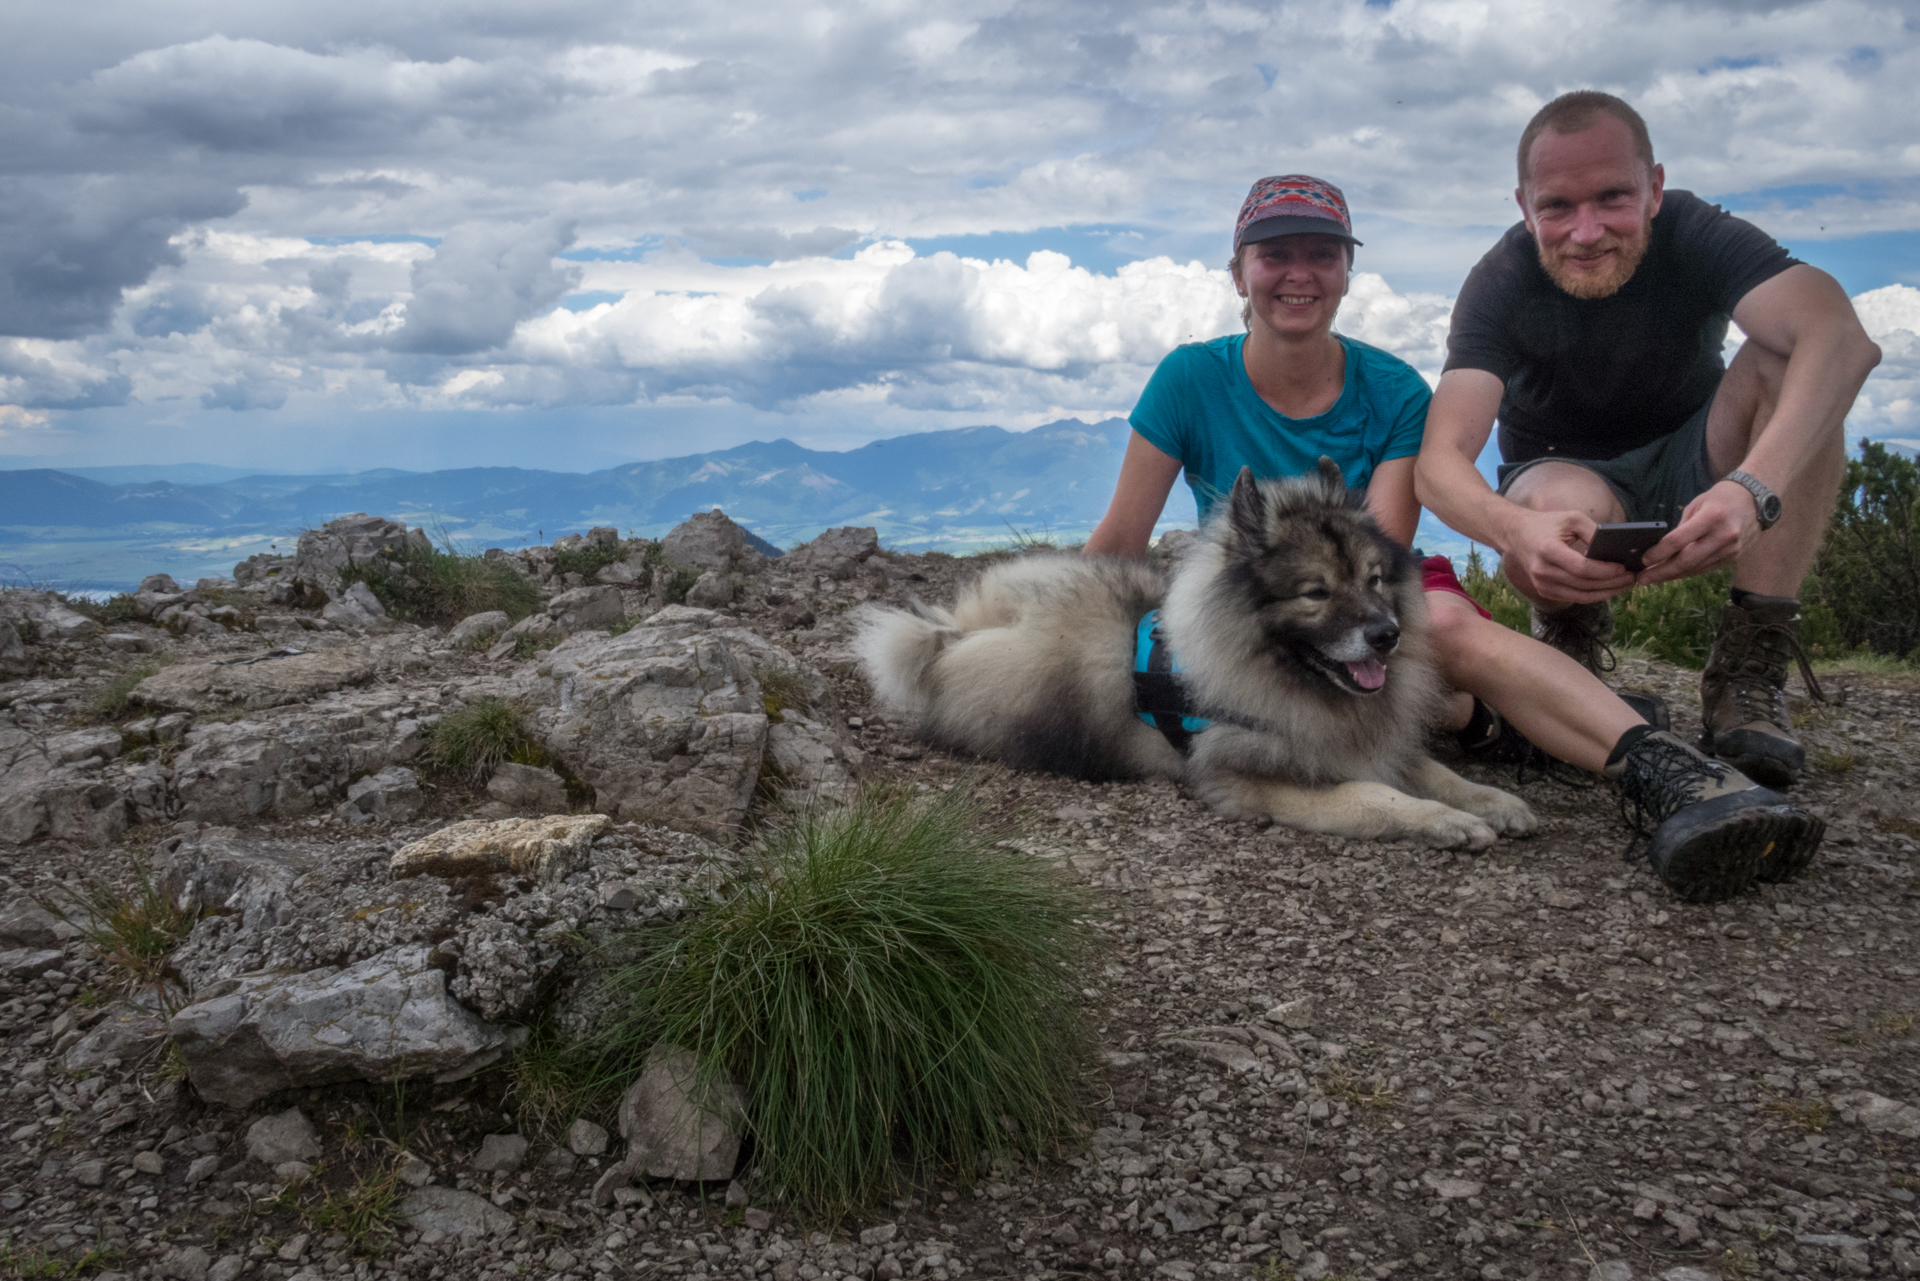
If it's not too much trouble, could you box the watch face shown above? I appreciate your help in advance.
[1761,493,1782,525]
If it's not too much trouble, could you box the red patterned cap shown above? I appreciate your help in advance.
[1234,174,1362,249]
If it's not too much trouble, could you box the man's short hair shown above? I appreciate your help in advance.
[1517,91,1655,187]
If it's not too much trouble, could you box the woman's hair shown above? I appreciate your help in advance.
[1229,240,1355,332]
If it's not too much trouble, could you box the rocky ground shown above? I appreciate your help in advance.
[1,513,1916,1281]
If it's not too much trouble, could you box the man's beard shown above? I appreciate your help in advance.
[1538,230,1649,300]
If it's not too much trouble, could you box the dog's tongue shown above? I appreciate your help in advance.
[1345,658,1387,690]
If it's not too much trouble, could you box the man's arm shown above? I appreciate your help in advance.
[1083,431,1184,559]
[1364,456,1420,548]
[1414,369,1632,602]
[1638,264,1882,583]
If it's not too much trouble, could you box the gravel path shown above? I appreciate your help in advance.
[2,555,1916,1281]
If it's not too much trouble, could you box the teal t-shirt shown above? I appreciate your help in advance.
[1129,333,1431,522]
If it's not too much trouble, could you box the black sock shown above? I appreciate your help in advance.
[1729,587,1754,608]
[1606,723,1655,769]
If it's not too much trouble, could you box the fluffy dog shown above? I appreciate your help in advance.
[855,462,1535,849]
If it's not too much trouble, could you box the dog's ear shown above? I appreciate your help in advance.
[1315,456,1346,498]
[1227,466,1266,543]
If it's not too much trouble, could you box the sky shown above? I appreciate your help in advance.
[0,0,1917,475]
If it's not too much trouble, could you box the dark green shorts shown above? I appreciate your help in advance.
[1495,395,1717,527]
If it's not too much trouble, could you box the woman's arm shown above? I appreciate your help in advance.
[1083,432,1185,559]
[1365,455,1421,549]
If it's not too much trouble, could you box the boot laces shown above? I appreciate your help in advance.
[1616,733,1730,860]
[1536,605,1616,674]
[1721,616,1826,726]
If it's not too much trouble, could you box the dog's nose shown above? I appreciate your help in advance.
[1364,622,1400,654]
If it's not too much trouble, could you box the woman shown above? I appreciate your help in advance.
[1084,175,1817,901]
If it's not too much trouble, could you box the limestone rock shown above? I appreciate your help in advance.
[141,574,181,593]
[0,898,62,948]
[567,1119,609,1156]
[400,1185,514,1239]
[247,1108,322,1166]
[547,586,623,633]
[132,647,378,714]
[685,571,735,609]
[157,1245,212,1281]
[233,553,292,586]
[168,686,432,824]
[486,763,568,812]
[291,513,429,601]
[1834,1090,1920,1138]
[516,626,769,837]
[336,767,422,825]
[169,943,523,1108]
[783,526,879,581]
[448,611,510,647]
[660,510,761,574]
[0,730,131,846]
[0,620,27,676]
[63,1005,168,1072]
[619,1043,746,1182]
[446,914,563,1022]
[472,1133,527,1174]
[391,814,608,884]
[323,582,389,629]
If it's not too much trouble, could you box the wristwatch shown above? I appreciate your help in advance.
[1725,470,1782,531]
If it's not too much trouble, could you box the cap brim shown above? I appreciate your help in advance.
[1237,214,1362,247]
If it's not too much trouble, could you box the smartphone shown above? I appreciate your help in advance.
[1585,521,1669,573]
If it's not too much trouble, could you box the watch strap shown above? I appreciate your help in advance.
[1725,470,1781,530]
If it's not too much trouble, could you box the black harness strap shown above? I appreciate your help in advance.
[1132,616,1198,755]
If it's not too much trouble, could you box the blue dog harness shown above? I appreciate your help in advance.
[1133,609,1210,752]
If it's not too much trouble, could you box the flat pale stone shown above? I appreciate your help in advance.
[389,814,610,885]
[132,647,377,713]
[1421,1172,1483,1199]
[400,1185,514,1239]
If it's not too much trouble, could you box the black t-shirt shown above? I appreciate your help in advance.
[1443,190,1799,463]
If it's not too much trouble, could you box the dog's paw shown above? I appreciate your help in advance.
[1456,785,1538,838]
[1415,808,1499,852]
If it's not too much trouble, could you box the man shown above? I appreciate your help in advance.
[1416,91,1881,791]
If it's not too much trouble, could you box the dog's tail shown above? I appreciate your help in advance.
[852,599,959,719]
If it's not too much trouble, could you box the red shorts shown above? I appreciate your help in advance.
[1419,555,1492,620]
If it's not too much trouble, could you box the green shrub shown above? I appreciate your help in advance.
[1808,440,1919,659]
[424,697,546,782]
[662,567,699,605]
[339,542,538,628]
[596,785,1101,1215]
[86,662,165,721]
[550,541,628,578]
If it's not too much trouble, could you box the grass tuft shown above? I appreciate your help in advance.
[758,665,812,721]
[1762,1092,1833,1133]
[276,1164,407,1255]
[423,698,546,783]
[85,662,166,721]
[596,784,1102,1216]
[50,865,194,994]
[339,540,539,628]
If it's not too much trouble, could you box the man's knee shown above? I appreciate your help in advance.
[1503,461,1624,522]
[1424,593,1494,669]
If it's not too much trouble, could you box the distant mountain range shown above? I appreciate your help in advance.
[0,419,1202,591]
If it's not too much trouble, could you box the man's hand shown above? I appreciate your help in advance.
[1499,508,1636,604]
[1636,480,1760,584]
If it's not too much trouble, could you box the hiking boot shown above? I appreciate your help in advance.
[1699,594,1825,789]
[1532,600,1616,675]
[1606,727,1824,902]
[1456,698,1534,764]
[1619,689,1671,732]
